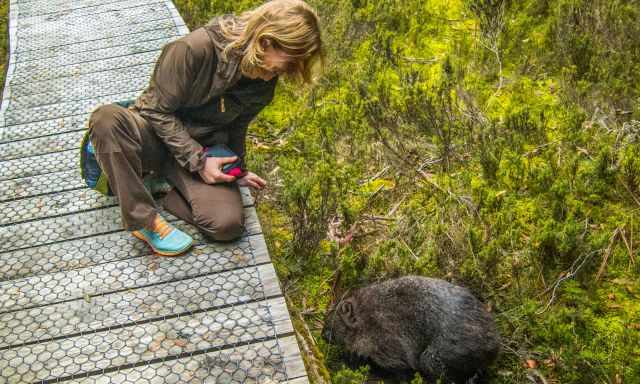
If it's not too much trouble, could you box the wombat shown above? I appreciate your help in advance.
[322,276,500,383]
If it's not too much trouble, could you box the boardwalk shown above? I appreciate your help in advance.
[0,0,308,382]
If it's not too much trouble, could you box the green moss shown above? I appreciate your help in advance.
[332,365,370,384]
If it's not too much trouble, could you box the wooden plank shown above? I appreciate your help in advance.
[0,188,253,225]
[0,218,265,282]
[259,263,285,299]
[0,265,272,348]
[12,37,174,74]
[0,219,203,281]
[0,155,253,200]
[17,0,168,21]
[0,169,85,202]
[0,149,77,180]
[16,0,145,10]
[0,0,19,131]
[10,63,154,97]
[0,234,268,314]
[16,2,168,35]
[14,28,177,65]
[271,296,296,337]
[9,74,148,109]
[3,90,140,126]
[16,18,175,50]
[0,130,85,161]
[0,205,261,253]
[281,335,309,380]
[0,297,291,383]
[0,184,254,226]
[250,235,271,264]
[286,377,311,384]
[67,336,304,384]
[0,188,117,225]
[9,52,159,86]
[17,0,168,19]
[0,114,89,143]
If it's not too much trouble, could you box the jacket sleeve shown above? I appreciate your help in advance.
[136,41,206,172]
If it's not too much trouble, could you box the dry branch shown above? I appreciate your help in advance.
[596,228,622,281]
[536,249,600,315]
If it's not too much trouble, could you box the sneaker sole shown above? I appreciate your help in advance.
[132,231,193,257]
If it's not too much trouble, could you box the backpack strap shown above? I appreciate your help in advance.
[114,99,135,109]
[79,128,113,196]
[79,100,135,196]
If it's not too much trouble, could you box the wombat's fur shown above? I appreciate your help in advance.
[322,276,500,383]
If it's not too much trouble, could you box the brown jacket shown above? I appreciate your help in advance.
[133,16,277,173]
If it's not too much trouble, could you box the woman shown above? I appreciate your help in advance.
[88,0,323,256]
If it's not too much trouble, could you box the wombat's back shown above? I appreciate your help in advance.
[352,276,500,381]
[397,277,500,381]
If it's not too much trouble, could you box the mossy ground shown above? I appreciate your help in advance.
[1,0,9,92]
[3,0,639,382]
[176,1,640,383]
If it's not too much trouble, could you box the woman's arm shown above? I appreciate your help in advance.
[136,41,206,173]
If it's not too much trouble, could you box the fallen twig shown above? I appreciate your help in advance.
[361,214,396,222]
[617,176,640,209]
[387,195,406,217]
[527,369,549,384]
[596,228,622,281]
[417,169,477,217]
[399,237,419,260]
[621,226,636,266]
[363,165,390,184]
[401,56,438,64]
[536,249,600,315]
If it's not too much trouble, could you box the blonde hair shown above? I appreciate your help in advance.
[218,0,324,84]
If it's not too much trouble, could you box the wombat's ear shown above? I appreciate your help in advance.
[338,299,358,329]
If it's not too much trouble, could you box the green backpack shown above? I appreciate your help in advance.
[79,100,135,196]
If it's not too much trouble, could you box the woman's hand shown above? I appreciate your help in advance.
[198,156,238,184]
[237,172,267,190]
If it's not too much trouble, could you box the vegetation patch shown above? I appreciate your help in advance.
[0,0,8,92]
[170,0,640,382]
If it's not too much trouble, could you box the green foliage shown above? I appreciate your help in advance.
[0,0,8,92]
[502,0,640,109]
[332,365,369,384]
[410,372,425,384]
[175,0,261,26]
[225,0,640,381]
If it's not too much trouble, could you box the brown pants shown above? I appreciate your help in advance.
[88,104,245,241]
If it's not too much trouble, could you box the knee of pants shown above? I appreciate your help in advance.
[88,104,129,150]
[195,213,244,242]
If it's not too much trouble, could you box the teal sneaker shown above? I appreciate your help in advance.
[132,215,193,256]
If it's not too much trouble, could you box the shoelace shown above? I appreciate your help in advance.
[153,217,173,239]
